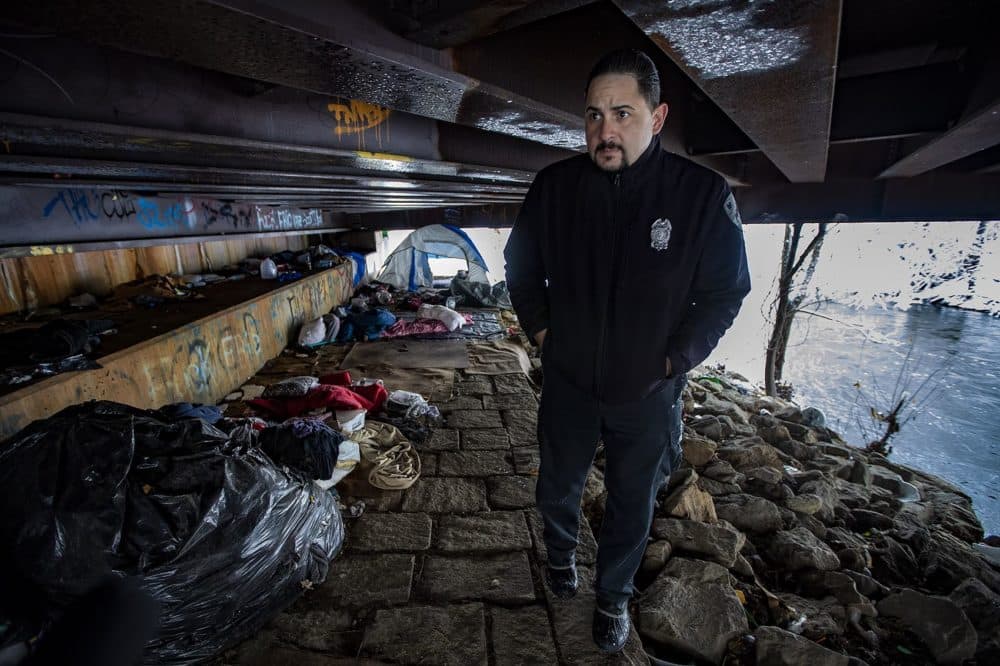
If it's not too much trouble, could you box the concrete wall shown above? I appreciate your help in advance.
[0,262,355,440]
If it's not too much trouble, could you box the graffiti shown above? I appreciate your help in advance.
[217,325,239,370]
[100,190,137,220]
[255,207,323,231]
[29,187,324,238]
[327,99,391,149]
[243,312,262,354]
[42,189,99,225]
[185,338,212,395]
[202,201,253,229]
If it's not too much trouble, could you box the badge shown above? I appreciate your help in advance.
[650,218,672,251]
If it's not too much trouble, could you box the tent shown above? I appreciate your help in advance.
[376,224,489,290]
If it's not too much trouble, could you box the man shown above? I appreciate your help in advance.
[504,49,750,653]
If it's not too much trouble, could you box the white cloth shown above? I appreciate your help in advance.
[417,304,465,331]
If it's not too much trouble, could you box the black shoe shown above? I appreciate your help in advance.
[592,607,630,654]
[544,564,578,599]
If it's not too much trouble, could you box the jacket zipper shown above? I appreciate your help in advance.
[595,172,621,400]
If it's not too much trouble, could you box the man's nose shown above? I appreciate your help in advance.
[599,120,616,142]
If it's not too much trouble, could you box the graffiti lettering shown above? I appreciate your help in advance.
[327,99,391,149]
[202,201,253,229]
[100,190,137,220]
[42,189,99,225]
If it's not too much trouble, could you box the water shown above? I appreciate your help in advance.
[773,302,999,535]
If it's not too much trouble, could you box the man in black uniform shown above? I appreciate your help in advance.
[504,49,750,653]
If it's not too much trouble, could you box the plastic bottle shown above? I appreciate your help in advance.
[260,258,278,279]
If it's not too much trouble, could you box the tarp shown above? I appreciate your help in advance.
[376,224,489,290]
[0,401,344,664]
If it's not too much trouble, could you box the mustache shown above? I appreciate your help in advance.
[596,141,621,151]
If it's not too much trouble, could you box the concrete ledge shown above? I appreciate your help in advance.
[0,263,354,440]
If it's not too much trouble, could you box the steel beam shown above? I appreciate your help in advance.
[735,173,1000,223]
[347,204,523,230]
[405,0,601,48]
[0,0,585,151]
[615,0,842,182]
[879,98,1000,178]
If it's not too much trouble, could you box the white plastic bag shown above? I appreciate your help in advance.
[298,317,326,347]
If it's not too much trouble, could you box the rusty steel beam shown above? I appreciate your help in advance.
[615,0,842,183]
[0,262,356,441]
[405,0,601,48]
[0,1,584,151]
[879,98,1000,178]
[347,203,523,230]
[735,173,1000,223]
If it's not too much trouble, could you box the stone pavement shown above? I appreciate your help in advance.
[220,370,649,665]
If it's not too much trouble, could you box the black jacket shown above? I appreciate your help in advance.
[504,140,751,404]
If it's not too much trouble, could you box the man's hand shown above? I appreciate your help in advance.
[665,357,673,377]
[534,329,547,347]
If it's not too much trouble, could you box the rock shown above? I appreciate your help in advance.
[652,518,745,568]
[780,420,819,444]
[702,460,740,482]
[437,451,513,477]
[691,415,724,441]
[682,434,718,467]
[799,479,840,524]
[489,606,559,666]
[732,553,755,578]
[482,393,537,410]
[772,438,818,461]
[837,547,871,572]
[877,588,977,664]
[754,625,850,666]
[641,540,673,575]
[834,478,871,509]
[949,578,1000,661]
[435,511,532,553]
[758,422,791,445]
[487,476,536,510]
[852,508,894,531]
[438,396,485,412]
[638,572,747,663]
[744,466,783,485]
[318,554,415,608]
[785,493,823,515]
[446,409,503,430]
[800,407,826,428]
[767,527,841,571]
[663,482,718,523]
[869,465,921,501]
[662,556,731,583]
[697,476,743,496]
[800,571,867,606]
[716,438,784,471]
[461,428,510,450]
[401,477,489,513]
[694,393,750,425]
[582,467,605,508]
[349,512,432,552]
[269,608,355,653]
[774,593,845,640]
[456,375,493,396]
[975,543,1000,569]
[794,512,828,540]
[424,428,460,451]
[923,488,985,543]
[503,410,538,447]
[491,374,533,395]
[919,527,1000,595]
[715,494,784,534]
[364,604,487,665]
[417,553,535,603]
[775,406,804,423]
[845,571,889,598]
[848,459,872,487]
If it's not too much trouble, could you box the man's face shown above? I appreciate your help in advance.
[585,73,668,172]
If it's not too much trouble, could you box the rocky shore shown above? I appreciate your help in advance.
[588,368,1000,665]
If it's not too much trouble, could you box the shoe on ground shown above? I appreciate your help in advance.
[544,563,578,599]
[592,606,629,654]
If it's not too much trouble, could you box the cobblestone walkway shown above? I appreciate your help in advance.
[222,370,648,665]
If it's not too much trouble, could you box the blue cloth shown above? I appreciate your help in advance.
[158,402,223,424]
[338,308,396,341]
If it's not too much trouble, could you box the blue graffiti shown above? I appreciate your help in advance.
[42,189,99,225]
[135,197,181,230]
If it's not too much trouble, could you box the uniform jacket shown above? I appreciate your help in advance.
[504,139,751,404]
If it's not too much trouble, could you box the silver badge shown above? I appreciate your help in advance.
[650,218,672,251]
[723,192,742,228]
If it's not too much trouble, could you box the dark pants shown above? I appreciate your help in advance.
[536,368,684,614]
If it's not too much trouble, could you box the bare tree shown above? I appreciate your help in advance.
[764,222,829,397]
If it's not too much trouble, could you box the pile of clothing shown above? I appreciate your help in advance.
[0,318,116,386]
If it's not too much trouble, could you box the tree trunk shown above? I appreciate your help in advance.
[765,224,801,396]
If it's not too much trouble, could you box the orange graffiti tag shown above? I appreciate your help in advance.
[327,99,391,149]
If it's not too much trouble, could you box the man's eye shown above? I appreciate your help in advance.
[588,112,601,121]
[618,111,630,119]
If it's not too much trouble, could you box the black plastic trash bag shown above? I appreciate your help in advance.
[0,401,344,664]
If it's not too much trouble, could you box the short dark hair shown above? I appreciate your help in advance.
[586,49,661,110]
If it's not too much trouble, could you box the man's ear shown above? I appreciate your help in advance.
[651,102,669,134]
